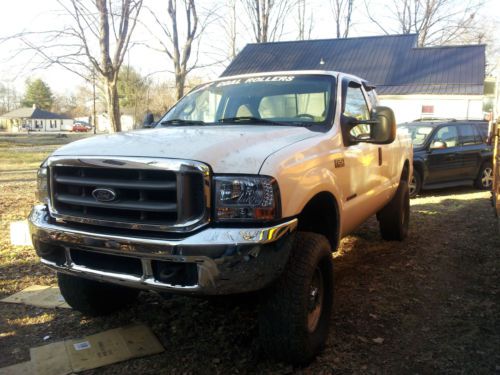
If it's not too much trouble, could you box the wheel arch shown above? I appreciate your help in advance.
[401,159,411,182]
[296,191,340,251]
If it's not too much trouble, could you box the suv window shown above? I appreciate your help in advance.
[459,124,481,146]
[433,126,458,148]
[474,123,489,143]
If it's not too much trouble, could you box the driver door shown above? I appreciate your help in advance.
[340,80,386,231]
[426,125,463,183]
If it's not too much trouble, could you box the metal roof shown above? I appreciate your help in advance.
[222,34,485,96]
[0,107,71,119]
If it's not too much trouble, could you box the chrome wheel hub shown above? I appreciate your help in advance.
[481,167,493,188]
[307,267,324,333]
[409,175,417,195]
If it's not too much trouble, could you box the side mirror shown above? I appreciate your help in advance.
[369,106,396,144]
[430,140,446,149]
[143,113,155,128]
[342,106,397,145]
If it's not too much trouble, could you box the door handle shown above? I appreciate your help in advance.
[445,153,457,160]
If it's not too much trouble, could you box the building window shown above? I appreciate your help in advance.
[421,105,434,115]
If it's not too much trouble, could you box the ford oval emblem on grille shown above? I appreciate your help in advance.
[92,188,118,202]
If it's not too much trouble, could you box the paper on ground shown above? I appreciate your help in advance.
[0,361,33,375]
[10,220,32,246]
[1,285,70,309]
[30,324,164,375]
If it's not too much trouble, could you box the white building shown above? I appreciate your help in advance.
[0,104,73,132]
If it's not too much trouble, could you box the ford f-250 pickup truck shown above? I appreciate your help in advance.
[29,71,412,364]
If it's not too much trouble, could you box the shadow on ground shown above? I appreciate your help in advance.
[0,193,498,374]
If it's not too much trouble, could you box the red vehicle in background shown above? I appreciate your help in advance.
[72,121,92,132]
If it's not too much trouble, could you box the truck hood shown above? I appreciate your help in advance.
[53,125,319,174]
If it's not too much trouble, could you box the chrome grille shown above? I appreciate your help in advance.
[48,157,210,232]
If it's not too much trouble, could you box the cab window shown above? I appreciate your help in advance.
[344,84,370,138]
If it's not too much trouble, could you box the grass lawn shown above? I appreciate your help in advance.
[0,133,94,297]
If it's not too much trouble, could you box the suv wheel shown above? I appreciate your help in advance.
[377,180,410,241]
[258,232,333,365]
[475,162,493,190]
[409,170,422,198]
[57,273,139,316]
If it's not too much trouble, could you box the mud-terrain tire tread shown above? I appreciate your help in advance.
[377,180,410,241]
[258,232,333,365]
[57,273,139,316]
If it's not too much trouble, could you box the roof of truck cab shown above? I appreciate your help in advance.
[209,70,371,85]
[222,34,485,96]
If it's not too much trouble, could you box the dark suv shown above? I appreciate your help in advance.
[399,119,493,197]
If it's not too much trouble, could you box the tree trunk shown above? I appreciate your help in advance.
[175,72,185,100]
[106,80,121,132]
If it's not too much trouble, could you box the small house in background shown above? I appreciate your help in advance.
[0,104,73,132]
[222,34,486,123]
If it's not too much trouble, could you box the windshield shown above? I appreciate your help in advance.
[160,75,335,127]
[399,125,434,147]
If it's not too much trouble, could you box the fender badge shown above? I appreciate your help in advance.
[334,158,345,168]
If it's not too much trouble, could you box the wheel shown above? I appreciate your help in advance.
[408,169,422,198]
[258,232,333,365]
[475,162,493,190]
[377,180,410,241]
[57,273,139,316]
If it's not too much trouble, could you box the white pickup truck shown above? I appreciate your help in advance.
[29,71,412,364]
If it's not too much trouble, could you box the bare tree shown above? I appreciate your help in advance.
[8,0,143,131]
[73,0,143,131]
[364,0,484,47]
[242,0,296,43]
[0,83,19,114]
[145,0,211,100]
[330,0,354,38]
[3,0,142,132]
[225,0,238,59]
[297,0,313,40]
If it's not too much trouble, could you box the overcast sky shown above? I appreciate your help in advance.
[1,0,499,96]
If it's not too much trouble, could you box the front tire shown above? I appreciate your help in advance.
[57,273,139,316]
[258,232,333,365]
[475,162,493,190]
[377,180,410,241]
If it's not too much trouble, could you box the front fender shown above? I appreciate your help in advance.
[259,136,344,223]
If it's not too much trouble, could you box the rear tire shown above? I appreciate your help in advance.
[377,180,410,241]
[475,162,493,190]
[409,170,422,198]
[57,273,139,316]
[258,232,333,365]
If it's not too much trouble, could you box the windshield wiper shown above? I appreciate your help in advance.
[217,116,316,127]
[217,116,287,126]
[160,119,206,126]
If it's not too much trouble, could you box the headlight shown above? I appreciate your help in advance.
[36,159,49,204]
[214,176,280,222]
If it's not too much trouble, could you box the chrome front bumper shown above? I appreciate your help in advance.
[29,205,297,295]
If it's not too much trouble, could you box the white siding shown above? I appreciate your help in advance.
[379,95,484,124]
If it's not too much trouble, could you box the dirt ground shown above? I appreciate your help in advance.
[0,135,499,374]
